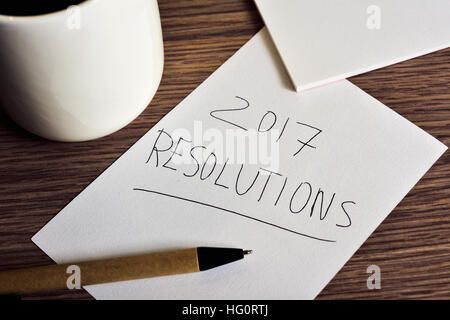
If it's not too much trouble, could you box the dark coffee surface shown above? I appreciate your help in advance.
[0,0,86,16]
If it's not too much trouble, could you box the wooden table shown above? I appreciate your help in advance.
[0,0,449,300]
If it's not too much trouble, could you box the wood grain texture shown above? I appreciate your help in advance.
[0,0,448,300]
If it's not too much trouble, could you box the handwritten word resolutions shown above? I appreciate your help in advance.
[143,95,352,243]
[33,29,446,299]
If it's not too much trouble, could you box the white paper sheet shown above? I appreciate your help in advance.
[32,29,447,299]
[254,0,450,91]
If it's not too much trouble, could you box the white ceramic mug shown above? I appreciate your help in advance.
[0,0,164,141]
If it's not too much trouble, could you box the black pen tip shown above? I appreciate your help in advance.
[243,249,253,255]
[197,247,250,271]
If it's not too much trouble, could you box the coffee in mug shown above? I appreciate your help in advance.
[0,0,85,16]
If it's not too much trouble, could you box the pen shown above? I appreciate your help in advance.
[0,247,252,295]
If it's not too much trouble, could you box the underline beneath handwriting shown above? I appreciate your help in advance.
[133,187,337,243]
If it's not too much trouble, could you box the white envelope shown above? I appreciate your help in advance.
[254,0,450,91]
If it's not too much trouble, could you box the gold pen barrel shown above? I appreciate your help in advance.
[0,248,199,295]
